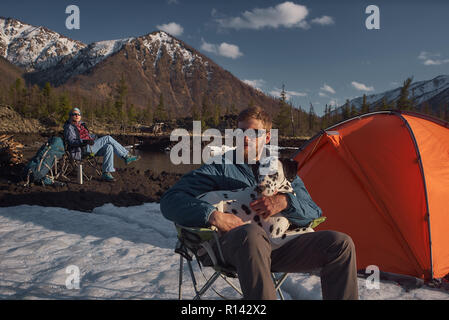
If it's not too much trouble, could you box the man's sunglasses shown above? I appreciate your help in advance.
[235,128,267,139]
[72,113,81,116]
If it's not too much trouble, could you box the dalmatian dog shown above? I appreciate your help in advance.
[197,156,314,249]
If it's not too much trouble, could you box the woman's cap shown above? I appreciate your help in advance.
[70,107,81,116]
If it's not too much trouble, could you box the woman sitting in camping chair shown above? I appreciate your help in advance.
[63,107,139,182]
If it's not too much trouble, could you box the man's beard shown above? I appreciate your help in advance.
[243,142,264,163]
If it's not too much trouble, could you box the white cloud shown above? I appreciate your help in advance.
[320,83,336,94]
[418,51,449,66]
[156,22,184,36]
[200,39,216,54]
[318,92,327,97]
[243,79,266,91]
[218,42,243,59]
[311,15,335,26]
[217,1,309,30]
[270,87,307,100]
[351,81,374,92]
[200,39,243,59]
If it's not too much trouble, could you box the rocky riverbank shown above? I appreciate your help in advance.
[0,132,183,212]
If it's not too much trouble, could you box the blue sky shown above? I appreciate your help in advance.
[1,0,448,115]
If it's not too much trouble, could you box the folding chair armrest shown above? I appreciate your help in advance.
[175,224,217,242]
[175,224,228,268]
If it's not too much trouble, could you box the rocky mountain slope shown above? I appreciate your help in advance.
[0,17,85,72]
[0,56,24,87]
[1,17,278,116]
[342,75,449,112]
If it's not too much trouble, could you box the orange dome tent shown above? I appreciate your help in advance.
[293,111,449,280]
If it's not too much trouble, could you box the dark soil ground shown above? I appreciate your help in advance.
[0,133,305,212]
[0,133,182,212]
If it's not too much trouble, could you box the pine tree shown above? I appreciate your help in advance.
[213,104,221,127]
[350,104,358,117]
[127,103,138,125]
[114,74,128,122]
[191,104,200,120]
[201,94,212,128]
[274,85,292,136]
[422,101,431,115]
[56,92,72,124]
[396,77,414,111]
[308,102,317,134]
[361,94,370,114]
[144,100,154,125]
[379,97,389,111]
[230,103,238,115]
[154,93,167,122]
[342,99,350,120]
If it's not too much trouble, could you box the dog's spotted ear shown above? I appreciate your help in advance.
[279,158,298,181]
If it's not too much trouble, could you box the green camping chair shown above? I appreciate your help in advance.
[59,138,102,183]
[174,224,290,300]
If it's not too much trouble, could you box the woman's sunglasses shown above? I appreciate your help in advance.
[72,113,81,116]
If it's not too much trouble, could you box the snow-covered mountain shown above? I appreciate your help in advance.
[0,17,207,78]
[343,75,449,110]
[0,17,86,71]
[29,30,211,86]
[0,18,277,116]
[1,17,277,115]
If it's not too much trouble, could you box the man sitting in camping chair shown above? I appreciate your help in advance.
[161,106,359,300]
[63,107,139,182]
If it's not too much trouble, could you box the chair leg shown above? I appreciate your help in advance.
[272,272,289,300]
[193,271,221,300]
[178,255,183,300]
[185,258,222,300]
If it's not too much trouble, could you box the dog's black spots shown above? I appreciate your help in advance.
[254,215,260,222]
[302,228,307,232]
[283,186,290,190]
[250,193,256,200]
[276,228,280,235]
[282,234,287,239]
[270,225,274,233]
[241,205,251,215]
[231,209,238,215]
[276,218,280,222]
[223,193,228,199]
[227,201,233,205]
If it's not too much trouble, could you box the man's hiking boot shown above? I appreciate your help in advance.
[124,154,139,165]
[101,172,115,182]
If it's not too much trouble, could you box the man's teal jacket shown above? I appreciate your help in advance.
[160,153,322,228]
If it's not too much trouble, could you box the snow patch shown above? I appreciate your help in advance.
[0,203,448,299]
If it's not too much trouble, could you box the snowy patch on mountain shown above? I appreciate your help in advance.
[0,17,86,71]
[344,75,449,109]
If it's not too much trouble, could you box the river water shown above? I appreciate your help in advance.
[114,150,201,174]
[18,133,300,175]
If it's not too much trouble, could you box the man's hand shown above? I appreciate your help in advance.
[208,210,245,233]
[250,194,289,220]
